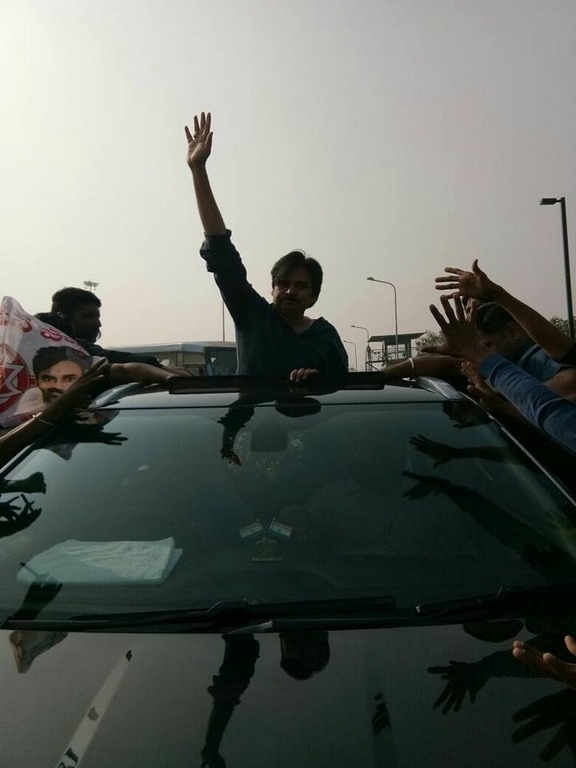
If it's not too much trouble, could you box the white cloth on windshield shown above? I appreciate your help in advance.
[17,538,182,584]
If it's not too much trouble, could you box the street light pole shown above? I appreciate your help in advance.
[366,277,399,361]
[222,299,226,342]
[540,197,574,339]
[343,340,358,371]
[351,325,370,371]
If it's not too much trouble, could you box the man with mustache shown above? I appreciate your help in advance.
[33,347,87,405]
[185,112,348,381]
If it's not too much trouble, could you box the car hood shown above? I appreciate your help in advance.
[0,620,574,767]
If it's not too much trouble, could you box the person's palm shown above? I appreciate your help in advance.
[513,636,576,688]
[435,260,496,300]
[185,112,212,169]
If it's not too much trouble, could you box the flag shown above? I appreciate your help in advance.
[0,297,91,428]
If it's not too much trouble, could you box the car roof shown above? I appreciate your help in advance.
[93,374,464,410]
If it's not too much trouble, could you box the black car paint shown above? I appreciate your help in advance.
[1,376,576,766]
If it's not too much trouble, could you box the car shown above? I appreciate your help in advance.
[1,373,576,767]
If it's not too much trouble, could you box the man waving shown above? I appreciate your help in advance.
[185,112,348,381]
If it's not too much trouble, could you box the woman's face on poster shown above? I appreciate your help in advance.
[37,360,83,404]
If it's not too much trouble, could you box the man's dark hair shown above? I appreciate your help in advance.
[279,632,330,680]
[271,251,323,298]
[475,302,516,334]
[51,288,101,316]
[32,346,89,379]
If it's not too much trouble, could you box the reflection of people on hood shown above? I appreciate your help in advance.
[9,630,68,673]
[279,631,330,680]
[201,631,331,766]
[202,635,260,768]
[6,576,67,672]
[428,618,576,714]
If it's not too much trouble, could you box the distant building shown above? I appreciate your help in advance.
[367,332,425,370]
[113,341,237,375]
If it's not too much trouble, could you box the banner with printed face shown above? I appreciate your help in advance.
[0,297,91,428]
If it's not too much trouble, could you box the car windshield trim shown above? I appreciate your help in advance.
[416,581,576,619]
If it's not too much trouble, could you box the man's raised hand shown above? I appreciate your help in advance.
[185,112,213,171]
[435,260,497,301]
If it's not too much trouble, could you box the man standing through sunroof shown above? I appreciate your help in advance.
[185,112,348,381]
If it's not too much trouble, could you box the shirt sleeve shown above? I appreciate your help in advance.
[479,354,576,454]
[199,230,267,324]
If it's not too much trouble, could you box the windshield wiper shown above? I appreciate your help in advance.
[416,582,576,620]
[2,595,397,632]
[0,600,250,632]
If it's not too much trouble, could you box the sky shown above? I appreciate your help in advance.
[1,0,576,356]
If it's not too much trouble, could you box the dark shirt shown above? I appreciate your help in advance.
[200,231,349,377]
[559,344,576,366]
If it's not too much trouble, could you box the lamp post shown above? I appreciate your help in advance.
[222,299,226,342]
[351,324,370,370]
[366,277,399,361]
[540,197,574,339]
[343,340,358,371]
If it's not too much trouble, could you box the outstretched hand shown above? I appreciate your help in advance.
[513,636,576,689]
[435,259,497,301]
[409,435,459,467]
[428,659,490,713]
[185,112,213,170]
[429,295,488,363]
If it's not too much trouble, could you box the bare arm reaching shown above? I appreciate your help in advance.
[185,112,227,236]
[430,296,576,454]
[435,260,574,361]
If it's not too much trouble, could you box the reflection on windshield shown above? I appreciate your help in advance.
[219,394,321,466]
[0,473,45,538]
[0,402,575,617]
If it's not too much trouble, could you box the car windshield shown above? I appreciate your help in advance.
[1,397,575,620]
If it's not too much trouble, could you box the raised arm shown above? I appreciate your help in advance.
[185,112,227,236]
[435,260,575,361]
[430,296,576,454]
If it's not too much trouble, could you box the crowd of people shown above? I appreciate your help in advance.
[1,110,576,691]
[0,110,574,458]
[1,110,575,459]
